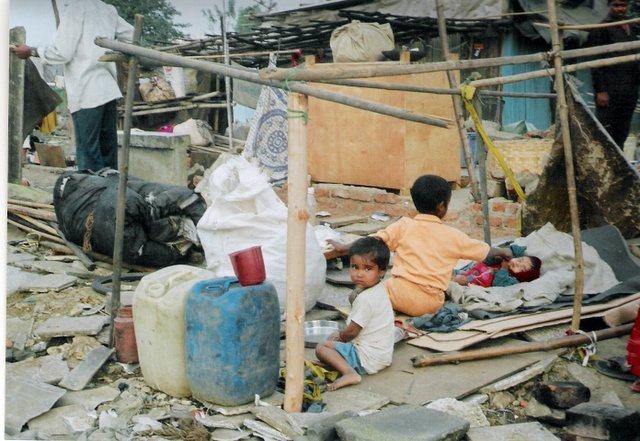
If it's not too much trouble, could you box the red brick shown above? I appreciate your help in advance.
[490,216,503,227]
[505,202,520,215]
[490,198,507,212]
[471,203,482,212]
[314,187,331,198]
[503,216,518,229]
[474,215,485,226]
[385,204,413,217]
[444,211,460,222]
[373,192,400,204]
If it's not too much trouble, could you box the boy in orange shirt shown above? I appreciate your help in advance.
[330,175,512,316]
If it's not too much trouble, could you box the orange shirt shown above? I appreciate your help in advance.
[373,214,490,291]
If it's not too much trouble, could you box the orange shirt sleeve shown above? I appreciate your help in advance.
[371,218,407,251]
[455,231,491,262]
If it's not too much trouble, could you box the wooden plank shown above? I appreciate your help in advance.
[34,143,66,167]
[58,346,114,391]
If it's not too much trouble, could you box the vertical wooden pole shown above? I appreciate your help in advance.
[220,9,235,153]
[9,27,25,184]
[109,15,143,347]
[435,0,480,202]
[472,97,492,244]
[547,0,585,332]
[284,92,308,413]
[51,0,60,27]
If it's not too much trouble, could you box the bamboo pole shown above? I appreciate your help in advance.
[547,0,585,333]
[110,15,143,348]
[412,324,633,367]
[284,92,308,413]
[7,219,65,244]
[221,12,235,153]
[11,213,58,236]
[259,40,640,81]
[94,38,453,129]
[52,225,96,271]
[7,204,57,222]
[9,27,25,184]
[187,49,299,59]
[436,0,480,202]
[319,79,556,99]
[533,16,640,30]
[40,240,73,254]
[473,99,492,245]
[8,199,54,210]
[130,103,226,116]
[471,52,640,88]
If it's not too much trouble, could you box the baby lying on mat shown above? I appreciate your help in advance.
[453,255,542,288]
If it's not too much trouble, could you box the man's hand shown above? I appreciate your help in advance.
[596,92,609,108]
[11,45,34,59]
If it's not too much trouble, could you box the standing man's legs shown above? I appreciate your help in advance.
[73,105,106,171]
[99,100,118,170]
[597,91,639,148]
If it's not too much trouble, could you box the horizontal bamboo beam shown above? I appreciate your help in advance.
[533,16,640,31]
[95,38,453,128]
[187,49,299,59]
[258,40,640,81]
[471,52,640,88]
[8,204,57,222]
[129,102,227,116]
[319,78,556,99]
[8,219,64,244]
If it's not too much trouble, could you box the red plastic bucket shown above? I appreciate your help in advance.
[229,246,266,286]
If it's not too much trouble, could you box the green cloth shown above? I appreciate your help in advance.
[493,268,520,287]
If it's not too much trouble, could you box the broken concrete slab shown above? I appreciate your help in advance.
[35,315,110,339]
[252,405,304,439]
[480,355,558,393]
[27,404,95,438]
[56,385,121,410]
[524,398,566,426]
[14,260,93,279]
[205,392,285,416]
[322,387,390,414]
[301,411,358,441]
[210,428,251,441]
[6,354,69,385]
[5,379,66,436]
[565,402,640,441]
[425,398,489,428]
[9,182,54,204]
[6,317,34,351]
[467,422,559,441]
[6,252,37,264]
[59,345,114,391]
[243,418,288,441]
[335,405,470,441]
[7,266,77,295]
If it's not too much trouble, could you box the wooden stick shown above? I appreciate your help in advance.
[186,49,299,59]
[533,16,640,30]
[7,219,65,244]
[284,92,308,413]
[110,14,143,348]
[436,0,480,203]
[94,38,453,129]
[191,91,224,102]
[130,103,226,116]
[40,240,73,254]
[11,213,58,236]
[547,0,585,333]
[412,323,633,367]
[473,100,492,245]
[7,204,57,222]
[8,199,55,210]
[259,40,640,81]
[221,12,235,153]
[9,27,25,184]
[86,251,155,273]
[51,224,96,271]
[471,52,640,88]
[319,79,556,99]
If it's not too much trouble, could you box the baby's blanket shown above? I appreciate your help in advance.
[449,223,619,312]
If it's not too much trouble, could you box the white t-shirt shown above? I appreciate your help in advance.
[348,283,395,374]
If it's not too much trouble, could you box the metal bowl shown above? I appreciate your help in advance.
[304,320,344,348]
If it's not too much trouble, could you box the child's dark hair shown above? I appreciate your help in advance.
[348,237,390,270]
[410,175,452,214]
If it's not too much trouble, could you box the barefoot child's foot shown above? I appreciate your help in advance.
[327,370,361,391]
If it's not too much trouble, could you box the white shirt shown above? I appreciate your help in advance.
[37,0,133,113]
[348,282,395,374]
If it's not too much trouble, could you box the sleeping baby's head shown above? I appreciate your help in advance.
[508,256,542,283]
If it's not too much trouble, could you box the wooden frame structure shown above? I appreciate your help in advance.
[97,1,638,412]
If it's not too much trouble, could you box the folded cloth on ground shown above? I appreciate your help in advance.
[449,223,619,313]
[410,302,470,332]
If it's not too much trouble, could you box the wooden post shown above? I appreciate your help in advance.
[9,27,25,184]
[284,92,308,413]
[110,15,143,347]
[547,0,585,332]
[435,0,480,202]
[220,10,235,153]
[474,98,492,245]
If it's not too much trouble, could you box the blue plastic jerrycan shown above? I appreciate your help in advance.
[184,276,280,406]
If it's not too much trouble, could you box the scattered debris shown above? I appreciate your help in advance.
[565,402,640,441]
[243,418,290,441]
[59,345,114,391]
[6,353,69,385]
[6,317,34,351]
[426,397,490,428]
[27,404,95,438]
[35,315,110,339]
[252,405,305,438]
[56,385,121,410]
[480,355,558,393]
[523,398,566,426]
[302,410,358,441]
[467,422,559,441]
[534,381,591,410]
[322,388,390,414]
[7,266,78,295]
[5,379,66,436]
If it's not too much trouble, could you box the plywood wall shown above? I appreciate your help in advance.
[306,63,459,190]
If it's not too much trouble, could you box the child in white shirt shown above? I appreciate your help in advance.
[315,237,395,390]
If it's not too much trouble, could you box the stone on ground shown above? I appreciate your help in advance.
[35,315,110,339]
[59,345,114,391]
[300,410,357,441]
[252,405,304,439]
[5,379,66,436]
[335,405,470,441]
[7,252,37,264]
[6,317,34,351]
[524,397,566,426]
[6,354,69,385]
[7,266,78,295]
[565,402,640,441]
[534,381,591,409]
[56,385,121,410]
[467,422,559,441]
[426,398,489,428]
[322,388,390,414]
[27,404,94,438]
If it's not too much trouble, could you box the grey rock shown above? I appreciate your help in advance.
[15,260,92,278]
[322,388,389,414]
[565,402,640,441]
[5,379,66,435]
[304,410,357,441]
[27,404,94,438]
[535,381,590,410]
[7,266,77,295]
[6,317,34,351]
[335,405,470,441]
[59,345,114,391]
[35,315,110,339]
[6,252,37,264]
[524,398,566,426]
[489,391,514,409]
[462,394,489,406]
[6,354,69,385]
[252,405,304,439]
[467,422,559,441]
[426,398,489,428]
[56,385,121,410]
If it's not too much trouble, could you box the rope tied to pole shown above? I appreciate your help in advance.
[460,84,527,201]
[287,109,308,124]
[83,211,94,252]
[575,329,598,366]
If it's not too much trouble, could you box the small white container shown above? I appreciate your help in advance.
[307,187,317,226]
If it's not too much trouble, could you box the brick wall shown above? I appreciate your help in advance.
[275,184,520,240]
